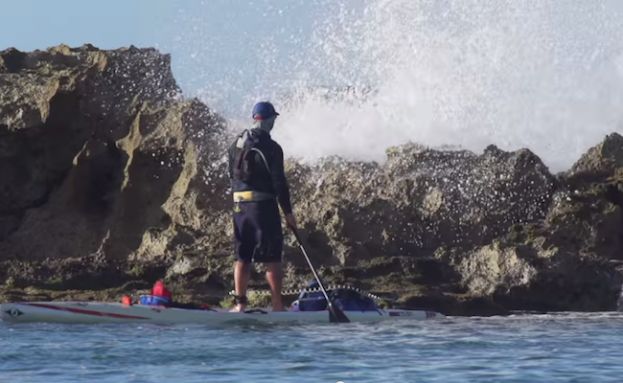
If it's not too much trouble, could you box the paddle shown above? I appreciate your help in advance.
[289,226,350,323]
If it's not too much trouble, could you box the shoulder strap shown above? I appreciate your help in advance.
[234,130,250,172]
[235,129,250,149]
[251,147,270,173]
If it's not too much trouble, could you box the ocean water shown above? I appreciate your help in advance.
[2,313,623,382]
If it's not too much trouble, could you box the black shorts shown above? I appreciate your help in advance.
[233,199,283,263]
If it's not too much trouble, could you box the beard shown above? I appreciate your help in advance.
[254,116,277,132]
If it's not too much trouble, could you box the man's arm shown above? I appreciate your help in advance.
[270,144,295,223]
[227,141,235,180]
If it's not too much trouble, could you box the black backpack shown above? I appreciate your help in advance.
[295,281,379,312]
[232,130,270,182]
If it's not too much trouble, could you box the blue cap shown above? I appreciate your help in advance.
[252,101,279,120]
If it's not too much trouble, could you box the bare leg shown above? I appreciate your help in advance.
[232,260,251,312]
[265,262,284,311]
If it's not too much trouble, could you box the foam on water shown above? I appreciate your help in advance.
[172,0,623,171]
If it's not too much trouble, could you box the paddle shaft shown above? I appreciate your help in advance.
[289,227,349,323]
[292,232,332,305]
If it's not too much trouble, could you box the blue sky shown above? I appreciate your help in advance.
[0,0,174,50]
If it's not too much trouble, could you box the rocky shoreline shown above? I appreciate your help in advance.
[1,45,622,315]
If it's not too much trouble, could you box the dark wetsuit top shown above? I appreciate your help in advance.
[227,128,292,214]
[227,128,292,262]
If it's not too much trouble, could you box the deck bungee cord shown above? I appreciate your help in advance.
[229,285,385,303]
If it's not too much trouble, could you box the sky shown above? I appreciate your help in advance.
[0,0,174,51]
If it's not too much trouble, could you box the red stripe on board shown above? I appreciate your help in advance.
[26,303,149,320]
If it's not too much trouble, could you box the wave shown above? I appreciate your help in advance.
[173,0,623,171]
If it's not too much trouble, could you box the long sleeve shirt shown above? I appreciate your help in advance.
[228,128,293,214]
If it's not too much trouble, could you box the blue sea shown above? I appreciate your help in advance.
[2,313,623,382]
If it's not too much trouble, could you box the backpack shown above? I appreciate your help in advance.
[330,289,378,311]
[232,129,270,182]
[293,281,379,312]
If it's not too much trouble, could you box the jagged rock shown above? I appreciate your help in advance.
[1,45,622,315]
[544,134,623,263]
[0,45,227,267]
[438,242,537,297]
[288,143,556,267]
[569,132,623,178]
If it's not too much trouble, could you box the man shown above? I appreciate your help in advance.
[227,101,297,312]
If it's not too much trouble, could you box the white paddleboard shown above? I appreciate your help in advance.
[0,301,443,325]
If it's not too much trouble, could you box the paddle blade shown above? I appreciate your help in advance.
[328,302,350,323]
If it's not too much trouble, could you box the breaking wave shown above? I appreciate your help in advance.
[172,0,623,171]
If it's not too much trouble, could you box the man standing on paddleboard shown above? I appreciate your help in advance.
[227,101,297,312]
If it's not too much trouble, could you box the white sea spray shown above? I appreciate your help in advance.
[172,0,623,171]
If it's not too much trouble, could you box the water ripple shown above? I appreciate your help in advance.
[2,313,623,382]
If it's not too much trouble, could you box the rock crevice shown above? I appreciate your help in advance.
[1,45,622,315]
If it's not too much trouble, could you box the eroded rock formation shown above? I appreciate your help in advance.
[0,45,229,298]
[1,45,622,315]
